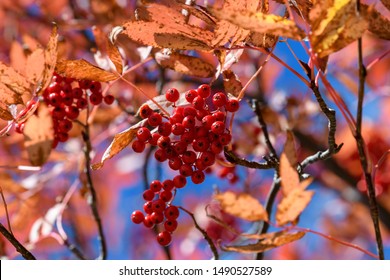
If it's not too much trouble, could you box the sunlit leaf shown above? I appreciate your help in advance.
[155,51,215,78]
[92,119,148,170]
[209,7,305,40]
[214,191,268,221]
[55,59,117,82]
[0,61,31,105]
[222,70,243,97]
[222,231,306,253]
[381,0,390,10]
[23,103,54,166]
[363,5,390,40]
[309,0,368,58]
[39,25,59,93]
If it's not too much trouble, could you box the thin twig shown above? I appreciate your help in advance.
[0,223,36,260]
[0,187,13,235]
[223,148,277,170]
[354,14,385,259]
[82,108,107,260]
[179,206,219,260]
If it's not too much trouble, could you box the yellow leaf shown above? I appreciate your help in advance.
[214,191,268,222]
[276,189,314,226]
[23,103,54,166]
[222,231,305,253]
[309,0,368,57]
[209,7,305,40]
[92,119,148,170]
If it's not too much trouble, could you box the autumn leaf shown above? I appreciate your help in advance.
[381,0,390,10]
[55,59,118,82]
[92,119,148,170]
[309,0,368,58]
[222,231,306,253]
[214,191,268,222]
[23,103,54,166]
[155,51,215,78]
[120,3,213,51]
[280,131,299,196]
[362,5,390,41]
[39,25,59,94]
[222,70,243,97]
[208,7,305,40]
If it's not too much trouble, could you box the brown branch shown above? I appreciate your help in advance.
[82,117,107,260]
[179,206,219,260]
[354,19,385,259]
[0,223,36,260]
[224,148,277,170]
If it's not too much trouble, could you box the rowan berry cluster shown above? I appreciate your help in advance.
[15,73,114,148]
[130,84,240,246]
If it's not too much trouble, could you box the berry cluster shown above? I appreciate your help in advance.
[15,73,115,148]
[130,84,240,246]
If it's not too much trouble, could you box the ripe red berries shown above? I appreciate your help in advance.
[130,84,239,246]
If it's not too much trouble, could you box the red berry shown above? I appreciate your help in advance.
[157,231,172,246]
[185,89,198,103]
[192,137,210,152]
[162,180,175,191]
[196,109,209,121]
[169,113,184,125]
[180,130,196,144]
[58,119,73,132]
[89,81,102,93]
[197,84,211,98]
[157,136,171,149]
[173,141,187,154]
[149,133,161,146]
[164,220,178,232]
[158,122,172,137]
[76,98,88,109]
[154,148,168,162]
[57,132,69,142]
[139,104,153,119]
[15,122,25,134]
[131,210,145,224]
[220,133,232,145]
[179,164,193,177]
[151,211,164,224]
[143,189,155,201]
[72,87,84,99]
[60,91,73,106]
[199,151,216,167]
[211,121,225,135]
[195,126,209,138]
[182,115,196,129]
[171,123,185,135]
[192,96,205,110]
[136,127,151,142]
[173,175,187,189]
[183,107,197,117]
[168,157,182,170]
[191,170,205,184]
[89,92,103,105]
[213,111,226,122]
[212,92,227,107]
[47,82,61,94]
[165,88,180,102]
[132,140,146,153]
[226,98,240,112]
[150,180,162,193]
[211,141,224,154]
[160,190,173,202]
[182,150,197,164]
[104,94,115,105]
[148,112,163,127]
[48,93,63,106]
[51,107,66,119]
[164,205,180,220]
[79,79,92,89]
[143,215,155,228]
[152,199,166,213]
[143,201,153,214]
[202,115,216,129]
[65,106,80,120]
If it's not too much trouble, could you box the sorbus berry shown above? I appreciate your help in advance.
[58,119,73,132]
[226,98,240,112]
[151,212,164,224]
[139,104,153,119]
[197,84,211,98]
[192,96,205,110]
[202,115,216,129]
[196,109,209,121]
[57,132,69,142]
[185,89,198,103]
[136,127,152,142]
[164,220,178,232]
[182,115,196,129]
[169,113,184,125]
[162,179,175,191]
[132,140,146,153]
[48,93,63,106]
[183,107,197,117]
[157,136,171,149]
[199,151,216,167]
[192,137,210,152]
[148,112,163,127]
[220,133,232,145]
[165,88,180,102]
[65,106,80,120]
[157,231,172,246]
[180,130,196,144]
[213,111,226,122]
[76,98,88,109]
[182,150,197,164]
[152,199,166,213]
[150,180,162,193]
[79,79,92,89]
[168,157,182,170]
[179,164,193,177]
[211,121,225,135]
[171,123,185,135]
[212,92,227,107]
[131,210,145,224]
[159,190,173,202]
[173,175,186,189]
[15,122,25,134]
[104,94,115,105]
[211,141,224,154]
[143,201,153,214]
[149,133,161,146]
[89,92,103,105]
[89,81,102,93]
[158,122,172,137]
[143,189,155,201]
[154,148,168,162]
[173,141,187,154]
[143,215,155,228]
[72,87,84,99]
[191,170,205,184]
[52,107,66,120]
[195,126,209,138]
[164,205,180,220]
[47,82,61,94]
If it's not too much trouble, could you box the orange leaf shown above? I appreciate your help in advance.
[214,191,268,221]
[155,51,215,78]
[276,188,314,226]
[26,49,45,86]
[222,70,243,97]
[364,5,390,41]
[39,25,59,94]
[23,103,54,166]
[55,59,117,82]
[0,61,31,105]
[92,119,147,170]
[381,0,390,10]
[280,153,300,196]
[222,231,306,253]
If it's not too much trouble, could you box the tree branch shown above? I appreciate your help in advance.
[0,223,36,260]
[224,148,277,170]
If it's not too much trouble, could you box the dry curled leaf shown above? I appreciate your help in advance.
[155,51,215,78]
[55,59,117,82]
[209,7,305,40]
[309,0,368,58]
[222,70,243,97]
[222,231,306,253]
[362,5,390,41]
[23,103,54,166]
[92,119,148,170]
[214,191,268,221]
